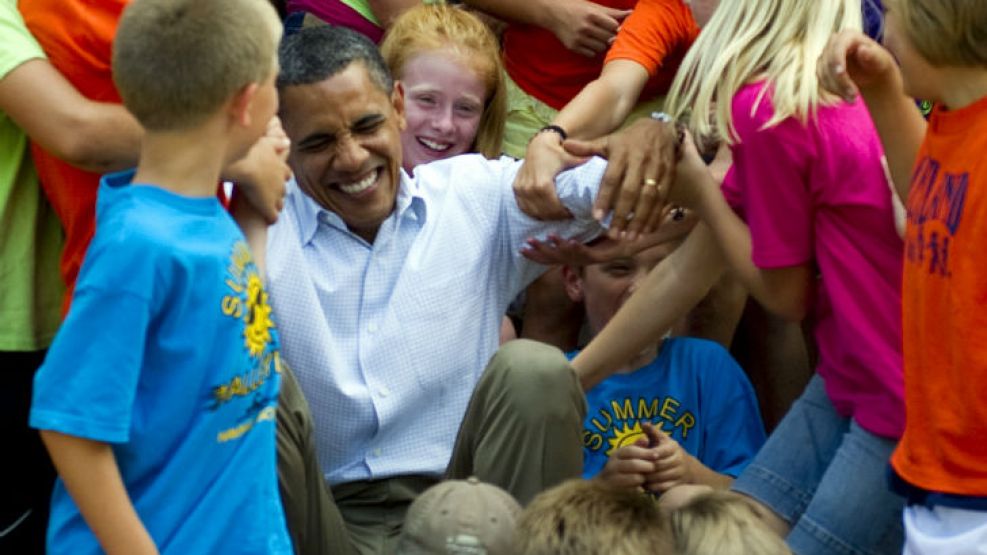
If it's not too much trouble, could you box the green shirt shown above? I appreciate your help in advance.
[0,0,64,350]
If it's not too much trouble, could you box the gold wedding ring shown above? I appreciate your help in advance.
[643,178,658,188]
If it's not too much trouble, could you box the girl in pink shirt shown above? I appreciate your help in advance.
[578,0,906,553]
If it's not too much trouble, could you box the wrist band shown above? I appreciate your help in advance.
[536,124,568,141]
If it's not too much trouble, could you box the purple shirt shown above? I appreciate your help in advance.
[721,82,905,438]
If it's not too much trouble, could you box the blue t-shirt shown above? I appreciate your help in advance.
[578,337,766,479]
[30,170,292,555]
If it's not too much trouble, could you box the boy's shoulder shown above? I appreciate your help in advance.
[81,171,240,295]
[95,171,232,246]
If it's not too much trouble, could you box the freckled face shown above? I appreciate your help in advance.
[398,50,487,172]
[279,63,406,243]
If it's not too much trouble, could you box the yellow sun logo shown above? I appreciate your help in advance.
[606,421,646,456]
[243,274,274,358]
[606,420,667,456]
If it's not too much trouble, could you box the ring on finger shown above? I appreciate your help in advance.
[643,178,658,188]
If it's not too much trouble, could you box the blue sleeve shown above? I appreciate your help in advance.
[29,220,163,444]
[696,343,766,477]
[30,286,152,443]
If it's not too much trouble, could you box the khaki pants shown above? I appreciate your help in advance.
[277,339,586,555]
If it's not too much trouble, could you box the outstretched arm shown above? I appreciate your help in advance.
[558,60,652,141]
[515,61,651,220]
[0,58,141,173]
[41,432,157,555]
[671,136,814,322]
[229,117,292,274]
[573,223,724,390]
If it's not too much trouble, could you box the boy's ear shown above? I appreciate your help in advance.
[560,265,585,303]
[229,82,260,128]
[392,81,406,131]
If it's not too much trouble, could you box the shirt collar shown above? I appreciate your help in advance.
[292,171,428,246]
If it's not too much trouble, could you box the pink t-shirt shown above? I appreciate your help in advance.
[721,82,905,439]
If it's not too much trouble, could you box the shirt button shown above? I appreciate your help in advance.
[372,448,382,457]
[378,387,390,398]
[367,322,378,334]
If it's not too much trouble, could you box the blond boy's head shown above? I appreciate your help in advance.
[112,0,282,131]
[886,0,987,67]
[670,491,792,555]
[513,479,671,555]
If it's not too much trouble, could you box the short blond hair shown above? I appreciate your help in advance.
[886,0,987,67]
[665,0,861,143]
[113,0,281,131]
[380,3,506,159]
[514,480,671,555]
[670,491,792,555]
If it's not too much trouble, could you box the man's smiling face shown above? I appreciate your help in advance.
[280,62,407,243]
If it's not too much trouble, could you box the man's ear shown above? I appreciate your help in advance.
[560,265,585,303]
[392,81,406,131]
[230,82,260,128]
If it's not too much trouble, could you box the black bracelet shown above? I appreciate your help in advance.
[536,124,568,141]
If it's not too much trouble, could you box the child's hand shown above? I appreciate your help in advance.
[640,422,694,494]
[224,117,292,224]
[513,129,582,221]
[597,435,659,490]
[520,207,696,265]
[668,131,712,211]
[818,30,901,102]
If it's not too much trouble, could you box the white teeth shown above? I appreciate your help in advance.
[419,138,451,151]
[339,170,378,195]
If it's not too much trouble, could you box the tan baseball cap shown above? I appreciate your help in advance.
[396,477,521,554]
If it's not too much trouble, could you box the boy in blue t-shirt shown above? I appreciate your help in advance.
[561,235,765,493]
[28,0,294,553]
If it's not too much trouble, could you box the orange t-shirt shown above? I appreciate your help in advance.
[19,0,129,314]
[603,0,698,102]
[502,0,636,110]
[891,95,987,496]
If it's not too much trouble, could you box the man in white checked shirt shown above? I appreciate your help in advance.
[265,25,672,555]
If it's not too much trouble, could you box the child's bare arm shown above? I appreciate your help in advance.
[573,223,724,390]
[225,117,291,226]
[514,61,652,220]
[233,196,271,275]
[40,431,158,555]
[818,30,926,201]
[229,117,292,273]
[672,134,814,322]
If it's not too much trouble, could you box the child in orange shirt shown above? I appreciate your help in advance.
[820,0,987,552]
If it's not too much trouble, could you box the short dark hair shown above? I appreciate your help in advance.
[277,25,393,93]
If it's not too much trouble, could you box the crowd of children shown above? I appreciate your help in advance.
[2,0,985,553]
